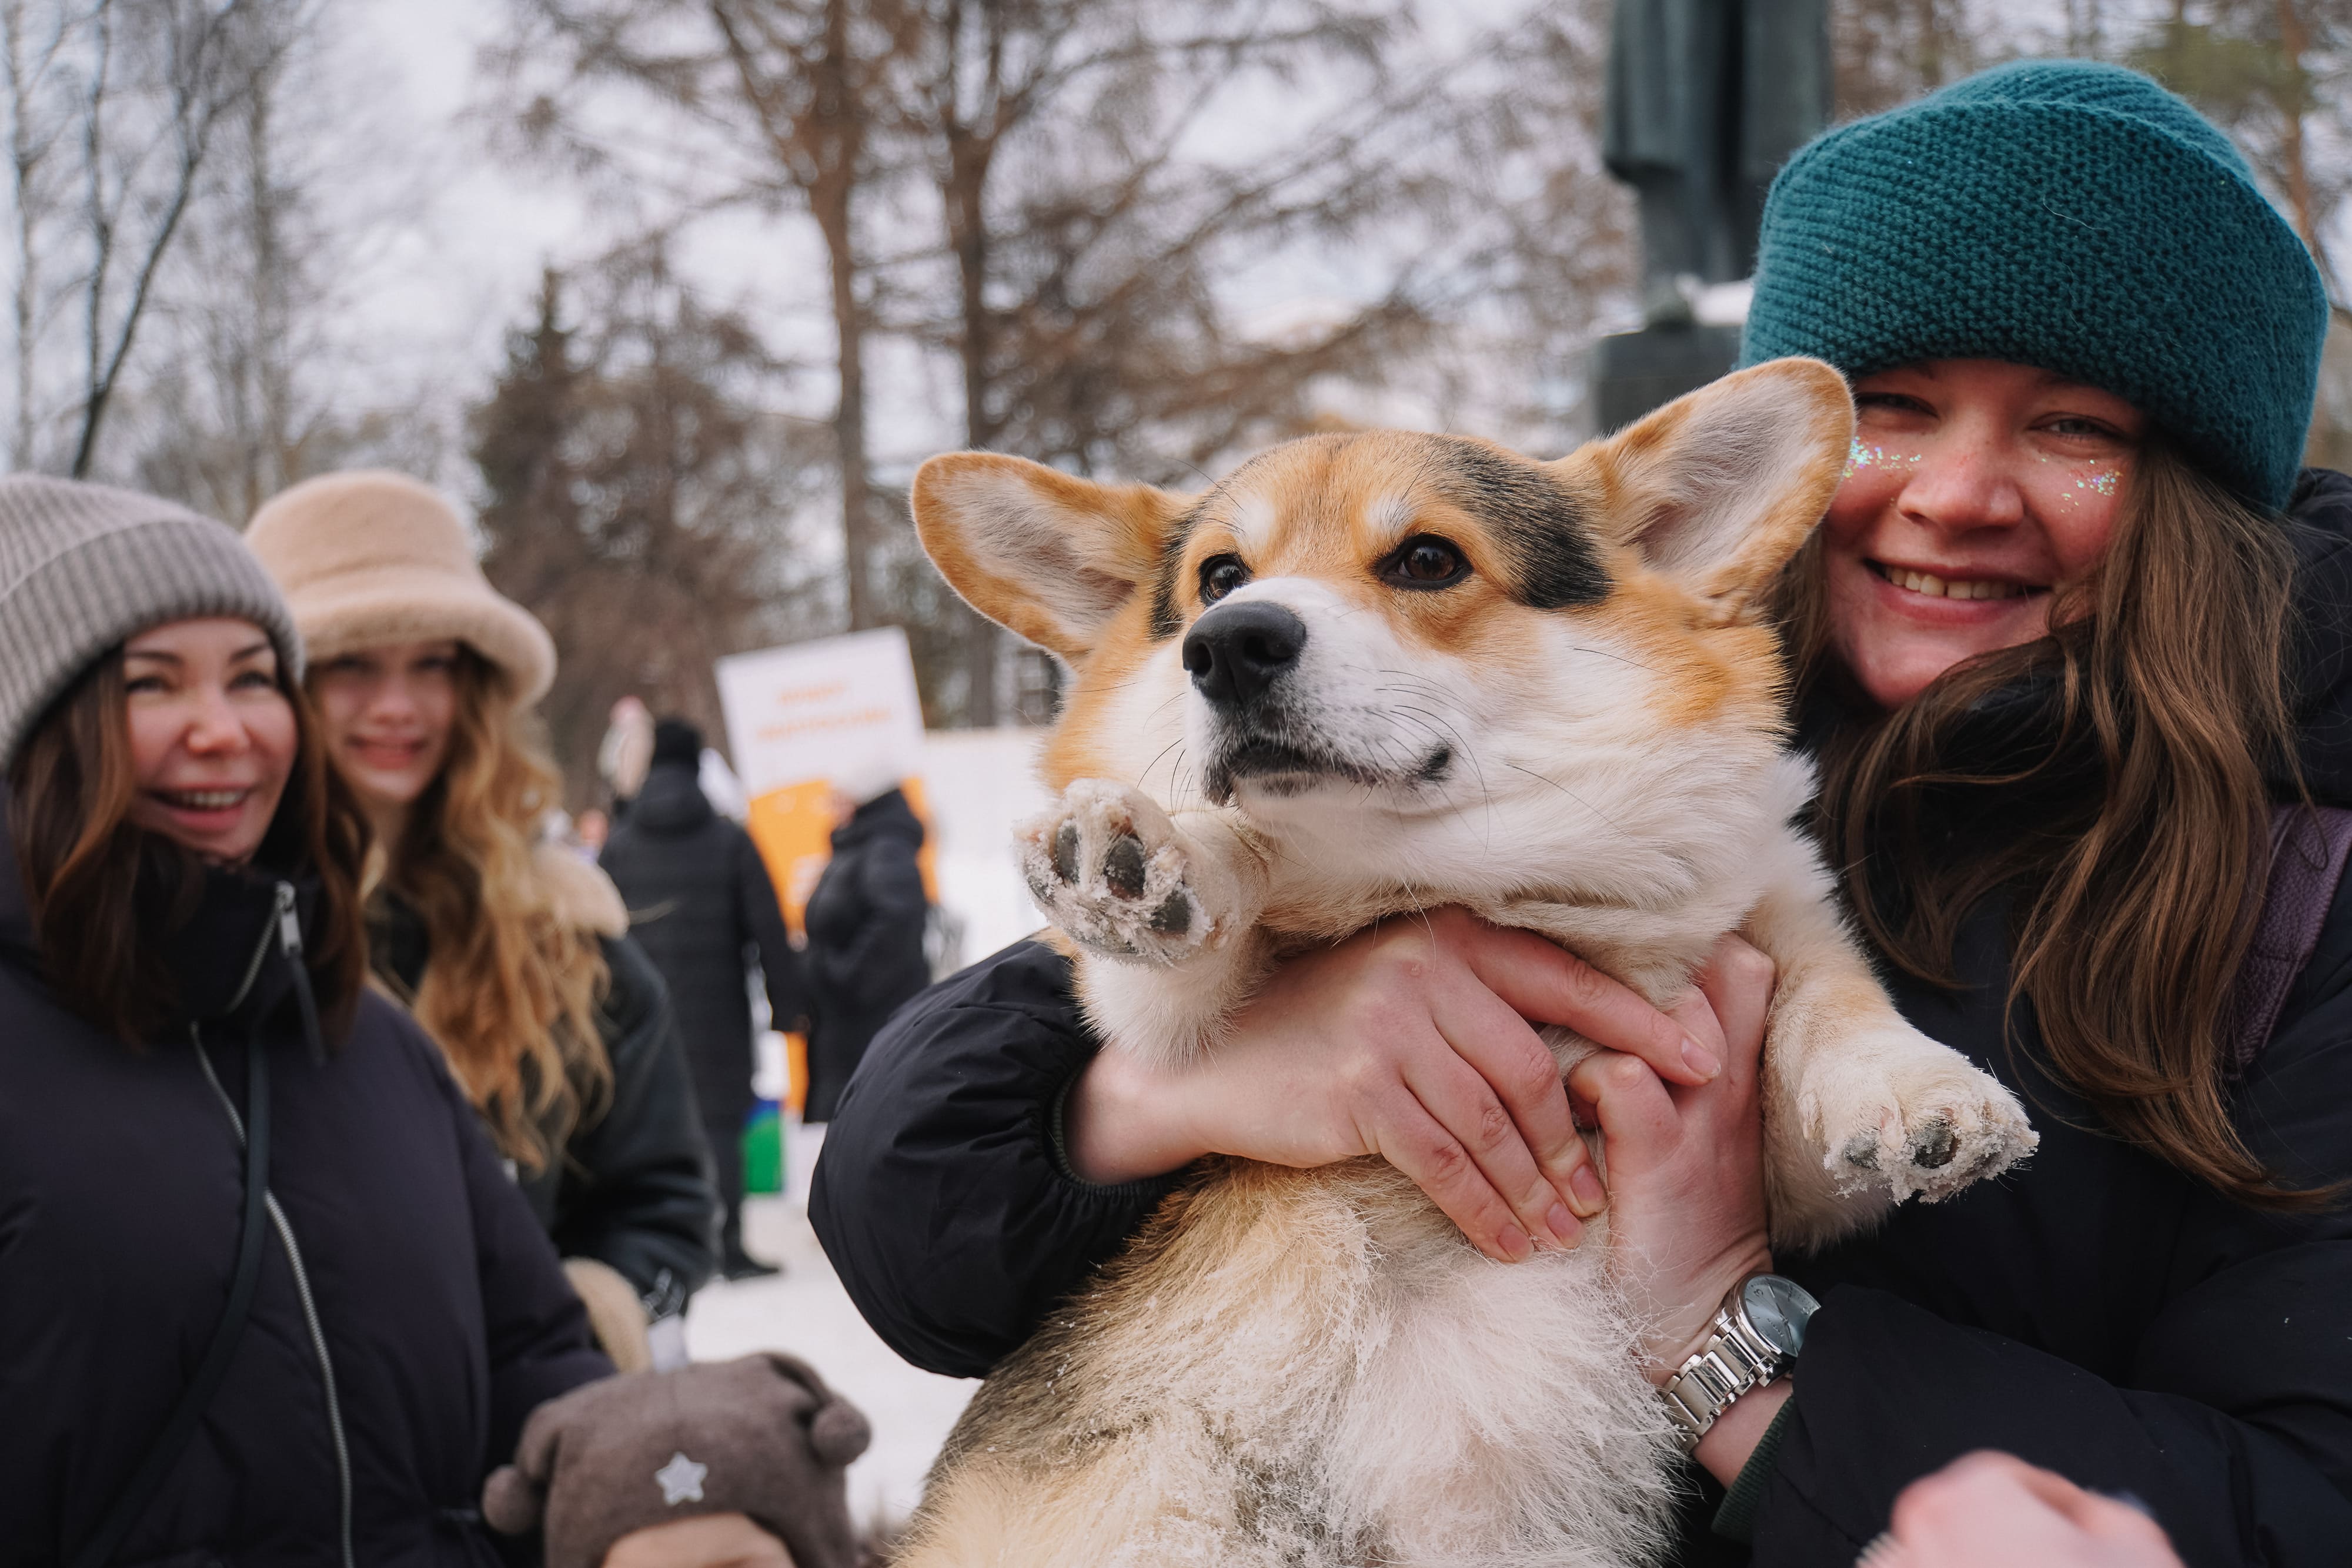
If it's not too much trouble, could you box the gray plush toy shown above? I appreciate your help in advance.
[483,1351,872,1568]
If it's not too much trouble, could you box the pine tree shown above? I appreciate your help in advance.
[475,268,583,556]
[470,256,817,801]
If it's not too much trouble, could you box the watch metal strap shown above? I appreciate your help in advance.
[1659,1295,1785,1453]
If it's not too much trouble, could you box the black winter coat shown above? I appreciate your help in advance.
[599,760,805,1131]
[371,892,717,1320]
[801,788,930,1123]
[0,836,612,1568]
[811,470,2352,1566]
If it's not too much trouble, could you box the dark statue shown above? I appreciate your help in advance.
[1592,0,1830,428]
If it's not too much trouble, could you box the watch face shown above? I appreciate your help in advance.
[1742,1275,1821,1358]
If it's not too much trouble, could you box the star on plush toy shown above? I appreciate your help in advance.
[483,1352,873,1568]
[654,1451,708,1506]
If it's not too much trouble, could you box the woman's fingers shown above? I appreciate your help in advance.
[1890,1452,2186,1568]
[1565,1048,1682,1174]
[1680,935,1776,1082]
[1458,921,1719,1086]
[1359,1083,1542,1262]
[1426,967,1604,1220]
[1399,1041,1585,1249]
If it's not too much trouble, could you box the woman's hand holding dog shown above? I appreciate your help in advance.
[1064,908,1720,1265]
[1569,934,1781,1484]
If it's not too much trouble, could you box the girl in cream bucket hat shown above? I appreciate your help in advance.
[249,471,719,1370]
[248,470,556,703]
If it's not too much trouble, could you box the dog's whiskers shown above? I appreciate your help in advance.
[1564,644,1663,676]
[1502,761,1629,837]
[1138,737,1186,796]
[1391,704,1495,848]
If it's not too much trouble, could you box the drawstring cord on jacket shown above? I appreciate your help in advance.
[69,1001,272,1568]
[188,881,351,1568]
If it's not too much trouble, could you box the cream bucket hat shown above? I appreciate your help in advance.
[246,471,556,706]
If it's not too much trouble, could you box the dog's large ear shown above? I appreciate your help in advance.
[1556,357,1853,623]
[912,453,1190,662]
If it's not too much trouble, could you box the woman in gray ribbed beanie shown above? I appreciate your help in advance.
[0,474,302,769]
[0,474,620,1566]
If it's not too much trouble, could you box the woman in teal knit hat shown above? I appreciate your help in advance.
[1566,58,2352,1563]
[803,57,2351,1568]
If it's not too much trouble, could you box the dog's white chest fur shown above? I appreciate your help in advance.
[910,1160,1679,1568]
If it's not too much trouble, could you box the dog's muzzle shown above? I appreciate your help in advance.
[1186,599,1453,804]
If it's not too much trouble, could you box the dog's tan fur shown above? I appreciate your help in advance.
[898,360,2036,1567]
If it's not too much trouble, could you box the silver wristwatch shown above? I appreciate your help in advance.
[1658,1272,1820,1452]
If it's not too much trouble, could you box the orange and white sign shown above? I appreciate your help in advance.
[718,629,942,1114]
[715,628,938,932]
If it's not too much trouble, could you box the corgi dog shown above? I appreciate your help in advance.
[897,359,2035,1567]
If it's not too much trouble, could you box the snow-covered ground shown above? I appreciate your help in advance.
[682,1122,977,1535]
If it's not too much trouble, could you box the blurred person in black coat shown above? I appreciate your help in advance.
[802,783,930,1122]
[602,718,806,1279]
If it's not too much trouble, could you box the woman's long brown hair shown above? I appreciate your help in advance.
[371,649,610,1175]
[8,652,370,1044]
[1781,440,2326,1209]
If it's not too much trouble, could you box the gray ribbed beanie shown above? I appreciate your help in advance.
[0,474,303,768]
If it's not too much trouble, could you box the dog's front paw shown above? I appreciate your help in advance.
[1018,781,1228,964]
[1800,1032,2037,1203]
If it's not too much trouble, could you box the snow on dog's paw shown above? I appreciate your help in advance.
[1800,1030,2037,1204]
[1018,781,1224,964]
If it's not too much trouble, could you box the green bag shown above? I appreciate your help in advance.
[742,1102,784,1195]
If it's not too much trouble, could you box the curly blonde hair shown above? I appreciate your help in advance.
[372,649,612,1172]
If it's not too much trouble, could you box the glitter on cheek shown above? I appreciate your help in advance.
[2049,467,2121,510]
[1843,436,1925,480]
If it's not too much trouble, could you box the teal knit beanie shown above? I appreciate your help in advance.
[1740,61,2328,511]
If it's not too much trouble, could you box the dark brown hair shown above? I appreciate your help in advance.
[1782,439,2326,1209]
[369,647,610,1174]
[7,647,371,1044]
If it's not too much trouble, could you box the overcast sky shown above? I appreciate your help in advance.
[320,0,2351,506]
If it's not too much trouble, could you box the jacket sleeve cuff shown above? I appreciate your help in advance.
[1710,1392,1799,1544]
[1045,1064,1191,1202]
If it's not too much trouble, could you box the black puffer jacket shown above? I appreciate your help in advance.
[0,832,612,1568]
[599,760,805,1131]
[811,470,2352,1566]
[801,788,930,1123]
[370,890,717,1320]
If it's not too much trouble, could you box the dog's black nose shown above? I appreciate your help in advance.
[1184,601,1307,708]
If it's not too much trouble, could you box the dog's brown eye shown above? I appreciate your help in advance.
[1381,536,1469,590]
[1200,554,1250,604]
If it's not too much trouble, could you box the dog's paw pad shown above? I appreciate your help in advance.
[1018,782,1218,964]
[1909,1119,1957,1171]
[1149,891,1194,936]
[1104,833,1147,898]
[1810,1036,2037,1204]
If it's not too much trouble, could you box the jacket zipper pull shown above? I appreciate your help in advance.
[275,881,302,958]
[274,882,325,1065]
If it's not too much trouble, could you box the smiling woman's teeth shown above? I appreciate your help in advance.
[161,788,246,810]
[1882,565,2027,601]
